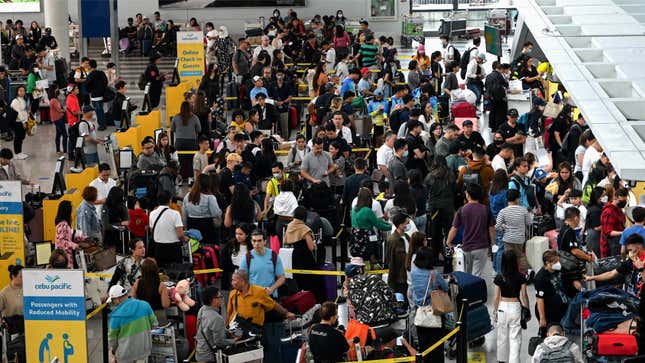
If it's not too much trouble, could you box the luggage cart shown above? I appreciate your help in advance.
[150,325,179,363]
[215,338,264,363]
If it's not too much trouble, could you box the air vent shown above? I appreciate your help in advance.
[614,100,645,121]
[575,49,606,63]
[598,81,640,98]
[586,64,618,79]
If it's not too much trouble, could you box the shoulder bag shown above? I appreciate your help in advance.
[414,271,443,328]
[431,281,454,315]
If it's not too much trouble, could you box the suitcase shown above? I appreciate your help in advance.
[289,106,298,129]
[282,291,316,314]
[227,82,240,110]
[467,305,493,342]
[544,230,559,250]
[592,334,638,356]
[451,102,477,118]
[526,236,549,271]
[452,271,487,307]
[185,313,198,351]
[321,262,338,302]
[532,215,556,237]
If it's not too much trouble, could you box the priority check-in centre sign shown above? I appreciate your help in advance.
[177,31,205,85]
[24,269,87,363]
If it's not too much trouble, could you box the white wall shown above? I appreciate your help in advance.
[0,0,406,38]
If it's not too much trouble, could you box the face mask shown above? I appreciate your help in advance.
[527,48,533,54]
[268,29,277,37]
[601,196,608,204]
[494,139,504,146]
[273,173,282,180]
[276,76,284,81]
[617,200,628,209]
[403,151,409,158]
[52,261,67,269]
[551,261,562,271]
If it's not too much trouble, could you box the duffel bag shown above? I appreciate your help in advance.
[592,334,638,356]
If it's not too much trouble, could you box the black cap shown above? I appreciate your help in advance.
[462,119,474,127]
[81,104,95,113]
[507,108,519,118]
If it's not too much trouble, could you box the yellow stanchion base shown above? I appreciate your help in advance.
[468,351,486,362]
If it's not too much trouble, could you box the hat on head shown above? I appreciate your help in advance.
[417,44,425,52]
[360,67,370,75]
[507,108,519,118]
[476,53,486,62]
[374,89,384,97]
[534,168,547,180]
[344,264,363,278]
[219,26,229,38]
[15,35,22,40]
[81,104,95,113]
[462,119,474,127]
[66,83,76,93]
[533,97,547,107]
[107,285,128,303]
[350,256,365,266]
[253,75,262,82]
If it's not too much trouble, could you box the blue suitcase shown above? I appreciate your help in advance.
[467,305,493,342]
[452,271,487,307]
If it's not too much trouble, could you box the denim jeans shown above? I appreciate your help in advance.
[467,81,483,107]
[85,152,99,166]
[54,118,68,153]
[92,101,105,128]
[493,233,504,274]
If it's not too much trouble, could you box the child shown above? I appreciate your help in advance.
[558,207,593,292]
[556,189,586,230]
[495,189,533,274]
[127,196,148,240]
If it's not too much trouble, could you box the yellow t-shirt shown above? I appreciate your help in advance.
[266,174,289,198]
[227,285,276,326]
[230,120,246,131]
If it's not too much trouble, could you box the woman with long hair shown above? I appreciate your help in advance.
[254,138,277,182]
[546,161,582,203]
[585,186,606,258]
[49,86,67,155]
[10,85,29,159]
[493,250,530,363]
[385,180,417,222]
[223,184,262,228]
[411,44,430,75]
[489,169,509,273]
[426,156,455,256]
[182,174,222,245]
[188,17,201,31]
[132,258,170,325]
[155,132,178,163]
[351,187,391,262]
[55,201,79,268]
[109,239,146,291]
[411,247,448,363]
[102,187,130,253]
[28,21,41,45]
[312,62,328,98]
[328,141,345,197]
[285,206,324,301]
[192,91,211,137]
[427,123,443,156]
[199,64,220,107]
[171,101,201,178]
[408,170,428,233]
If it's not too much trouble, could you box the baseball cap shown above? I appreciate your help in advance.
[107,285,128,303]
[476,53,487,62]
[534,168,547,180]
[81,104,95,113]
[462,119,474,127]
[350,256,365,266]
[252,75,262,82]
[507,108,519,118]
[360,67,370,75]
[374,89,384,97]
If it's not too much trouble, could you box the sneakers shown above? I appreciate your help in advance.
[70,167,83,173]
[14,153,29,160]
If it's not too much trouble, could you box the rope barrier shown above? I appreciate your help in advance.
[86,303,107,320]
[193,268,223,275]
[85,272,114,279]
[420,326,460,357]
[284,268,389,276]
[341,356,416,363]
[186,348,196,362]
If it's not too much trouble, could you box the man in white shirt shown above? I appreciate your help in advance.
[376,132,396,178]
[149,191,186,269]
[322,40,336,69]
[252,35,275,64]
[89,163,116,216]
[440,35,456,68]
[581,140,603,186]
[466,53,486,107]
[491,143,514,172]
[331,112,353,145]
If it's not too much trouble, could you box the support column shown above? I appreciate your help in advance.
[44,0,70,63]
[109,0,120,76]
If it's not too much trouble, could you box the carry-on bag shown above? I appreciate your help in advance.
[526,236,549,270]
[592,334,638,356]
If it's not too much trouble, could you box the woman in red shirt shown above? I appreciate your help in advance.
[333,25,351,63]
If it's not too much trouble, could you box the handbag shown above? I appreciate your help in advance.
[431,288,454,315]
[528,336,542,356]
[543,101,564,118]
[520,305,531,330]
[414,271,443,328]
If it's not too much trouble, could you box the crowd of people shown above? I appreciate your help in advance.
[0,6,644,363]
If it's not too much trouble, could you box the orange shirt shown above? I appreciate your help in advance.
[65,93,80,125]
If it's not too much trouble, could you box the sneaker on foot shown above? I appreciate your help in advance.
[15,153,28,160]
[70,167,83,173]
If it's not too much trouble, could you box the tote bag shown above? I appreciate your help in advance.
[414,271,443,328]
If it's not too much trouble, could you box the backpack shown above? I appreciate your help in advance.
[68,119,89,147]
[449,45,461,64]
[137,72,147,91]
[459,47,477,79]
[510,175,536,209]
[539,340,574,363]
[348,274,397,325]
[559,123,582,157]
[461,164,481,188]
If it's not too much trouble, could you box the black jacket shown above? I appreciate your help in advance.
[85,70,108,99]
[485,70,508,102]
[253,103,280,130]
[111,92,132,123]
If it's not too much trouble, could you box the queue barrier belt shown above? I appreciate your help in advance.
[342,357,415,363]
[420,326,460,357]
[176,148,378,156]
[86,302,107,320]
[86,268,386,280]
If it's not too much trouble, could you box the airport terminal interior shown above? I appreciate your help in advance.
[1,0,645,362]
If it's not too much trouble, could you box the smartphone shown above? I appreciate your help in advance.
[396,337,403,346]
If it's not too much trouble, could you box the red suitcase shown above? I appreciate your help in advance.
[290,105,298,129]
[593,334,638,356]
[185,313,197,351]
[192,245,221,288]
[451,102,477,118]
[282,291,316,314]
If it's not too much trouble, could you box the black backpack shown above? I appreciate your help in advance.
[461,164,481,188]
[68,119,89,147]
[449,44,461,64]
[559,123,582,157]
[459,47,477,79]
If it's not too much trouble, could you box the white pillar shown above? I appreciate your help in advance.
[44,0,70,63]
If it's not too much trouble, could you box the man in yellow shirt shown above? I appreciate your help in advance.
[226,270,294,328]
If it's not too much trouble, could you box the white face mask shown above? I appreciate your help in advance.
[601,196,608,204]
[551,262,562,271]
[273,173,282,180]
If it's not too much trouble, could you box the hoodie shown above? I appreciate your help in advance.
[531,335,583,363]
[457,158,494,205]
[108,298,158,362]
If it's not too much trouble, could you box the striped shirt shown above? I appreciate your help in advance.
[359,43,379,67]
[495,205,533,244]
